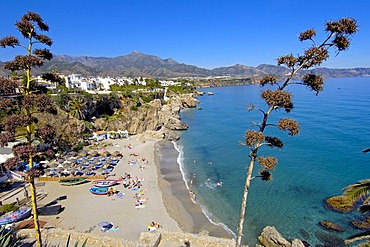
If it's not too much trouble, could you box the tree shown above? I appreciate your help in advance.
[68,97,87,120]
[236,18,358,247]
[343,150,370,246]
[0,12,57,247]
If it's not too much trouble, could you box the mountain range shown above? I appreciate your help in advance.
[1,51,370,79]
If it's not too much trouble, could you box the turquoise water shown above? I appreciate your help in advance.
[176,77,370,246]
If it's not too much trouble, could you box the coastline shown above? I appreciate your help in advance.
[154,139,233,239]
[32,135,181,241]
[5,134,234,245]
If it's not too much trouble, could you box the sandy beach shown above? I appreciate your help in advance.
[31,134,232,242]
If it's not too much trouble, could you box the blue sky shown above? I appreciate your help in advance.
[1,0,369,69]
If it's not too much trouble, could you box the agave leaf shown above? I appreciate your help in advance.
[81,238,88,247]
[65,234,71,247]
[345,231,370,244]
[3,235,11,246]
[343,180,370,201]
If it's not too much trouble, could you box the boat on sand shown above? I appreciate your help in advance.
[89,187,109,195]
[0,208,32,226]
[59,177,87,186]
[92,179,120,187]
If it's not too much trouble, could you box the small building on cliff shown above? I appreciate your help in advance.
[93,131,109,141]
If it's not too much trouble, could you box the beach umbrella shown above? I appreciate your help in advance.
[96,168,104,175]
[113,151,122,157]
[44,168,51,175]
[91,159,99,164]
[48,162,58,168]
[89,150,99,156]
[78,151,88,157]
[63,163,71,169]
[68,167,77,173]
[102,151,111,157]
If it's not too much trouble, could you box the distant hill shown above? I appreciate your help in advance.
[1,51,370,79]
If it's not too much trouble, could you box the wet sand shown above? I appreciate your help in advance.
[155,140,232,238]
[15,134,232,243]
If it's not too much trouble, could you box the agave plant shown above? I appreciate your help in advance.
[344,149,370,246]
[0,227,21,247]
[65,234,88,247]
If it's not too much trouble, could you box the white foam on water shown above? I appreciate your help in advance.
[172,141,236,239]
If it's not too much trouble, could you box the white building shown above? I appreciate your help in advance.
[65,74,97,91]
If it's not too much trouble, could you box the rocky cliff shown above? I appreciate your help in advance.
[93,93,200,139]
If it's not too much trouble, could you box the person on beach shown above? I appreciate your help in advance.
[101,223,118,232]
[189,191,196,201]
[147,221,162,231]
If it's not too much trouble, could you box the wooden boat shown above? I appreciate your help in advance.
[38,205,62,216]
[89,187,108,195]
[92,179,119,187]
[59,177,87,186]
[0,208,32,226]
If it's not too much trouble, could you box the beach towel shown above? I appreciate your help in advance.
[117,192,125,199]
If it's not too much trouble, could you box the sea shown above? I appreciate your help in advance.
[175,77,370,246]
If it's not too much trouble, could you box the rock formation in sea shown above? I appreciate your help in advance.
[258,226,305,247]
[324,195,355,213]
[318,220,346,232]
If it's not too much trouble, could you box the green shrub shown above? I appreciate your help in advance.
[141,95,153,103]
[130,106,138,111]
[72,144,84,152]
[0,204,19,213]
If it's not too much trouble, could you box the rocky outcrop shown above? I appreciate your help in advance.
[93,94,199,136]
[258,226,305,247]
[324,195,355,213]
[167,93,200,108]
[319,220,346,232]
[137,129,180,141]
[351,217,370,229]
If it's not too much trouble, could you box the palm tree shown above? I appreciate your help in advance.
[69,97,87,120]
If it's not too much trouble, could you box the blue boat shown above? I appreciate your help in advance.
[0,208,32,226]
[89,187,108,195]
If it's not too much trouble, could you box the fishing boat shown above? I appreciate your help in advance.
[0,208,32,226]
[89,187,109,195]
[59,177,87,186]
[92,179,119,187]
